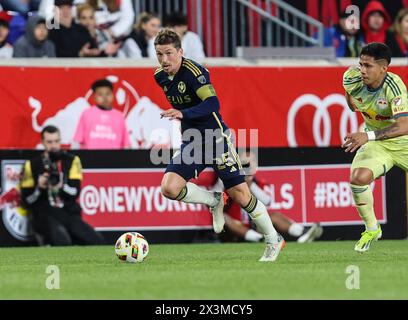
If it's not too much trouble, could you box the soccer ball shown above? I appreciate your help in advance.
[115,232,149,263]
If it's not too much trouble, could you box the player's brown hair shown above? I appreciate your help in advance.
[154,28,182,50]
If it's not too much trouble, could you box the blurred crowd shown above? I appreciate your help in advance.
[323,0,408,57]
[0,0,408,59]
[0,0,205,60]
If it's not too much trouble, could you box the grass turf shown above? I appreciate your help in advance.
[0,240,407,300]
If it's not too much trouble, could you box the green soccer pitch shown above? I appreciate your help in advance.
[0,241,407,299]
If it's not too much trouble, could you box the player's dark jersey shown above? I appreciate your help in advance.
[156,58,245,189]
[154,58,228,137]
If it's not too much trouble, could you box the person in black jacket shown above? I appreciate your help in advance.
[118,12,160,58]
[20,125,104,246]
[13,15,56,58]
[48,0,101,57]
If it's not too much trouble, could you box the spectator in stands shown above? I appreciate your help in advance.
[20,125,104,246]
[323,11,365,57]
[164,12,205,63]
[0,0,41,15]
[118,12,160,58]
[38,0,83,21]
[48,0,100,57]
[4,8,27,45]
[361,0,393,45]
[87,0,134,40]
[77,3,120,56]
[73,79,130,149]
[0,12,13,58]
[387,8,408,57]
[13,15,56,57]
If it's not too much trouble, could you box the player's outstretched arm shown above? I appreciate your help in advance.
[342,116,408,153]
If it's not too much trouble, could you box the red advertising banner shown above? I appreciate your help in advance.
[80,169,213,230]
[1,65,407,149]
[257,165,385,225]
[80,165,386,230]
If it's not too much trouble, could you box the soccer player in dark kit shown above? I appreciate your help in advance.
[154,29,284,261]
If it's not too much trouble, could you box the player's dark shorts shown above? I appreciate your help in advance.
[165,133,245,190]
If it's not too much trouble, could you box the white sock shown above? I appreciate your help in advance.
[367,225,378,231]
[288,223,304,237]
[244,229,264,242]
[243,195,278,244]
[175,182,218,207]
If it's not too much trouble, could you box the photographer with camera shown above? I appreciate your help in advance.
[20,125,104,246]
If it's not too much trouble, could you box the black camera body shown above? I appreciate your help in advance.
[42,157,61,187]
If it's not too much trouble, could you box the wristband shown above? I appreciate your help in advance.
[366,131,376,141]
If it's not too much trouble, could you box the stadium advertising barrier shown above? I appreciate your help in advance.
[80,166,385,230]
[0,149,406,246]
[1,65,408,150]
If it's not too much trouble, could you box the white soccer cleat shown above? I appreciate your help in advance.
[297,223,323,243]
[259,234,286,262]
[209,192,226,234]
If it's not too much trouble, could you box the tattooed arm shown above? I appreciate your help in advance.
[374,116,408,140]
[343,116,408,153]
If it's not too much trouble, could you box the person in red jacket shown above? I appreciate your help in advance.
[361,0,393,45]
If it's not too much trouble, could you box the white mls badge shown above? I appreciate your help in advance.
[197,75,207,84]
[394,97,402,106]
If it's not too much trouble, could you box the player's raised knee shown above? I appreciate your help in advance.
[161,173,188,200]
[161,181,177,199]
[350,168,374,185]
[160,180,182,200]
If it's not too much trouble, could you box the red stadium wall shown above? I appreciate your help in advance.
[0,65,407,149]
